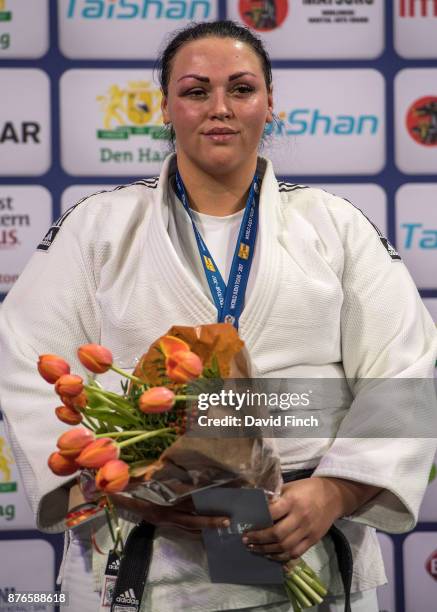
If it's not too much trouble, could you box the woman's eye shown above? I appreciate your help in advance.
[232,85,254,95]
[184,89,207,97]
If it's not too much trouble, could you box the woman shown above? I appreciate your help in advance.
[0,21,436,612]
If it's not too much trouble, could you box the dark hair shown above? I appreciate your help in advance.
[158,20,273,97]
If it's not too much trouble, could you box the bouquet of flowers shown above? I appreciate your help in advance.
[39,323,327,611]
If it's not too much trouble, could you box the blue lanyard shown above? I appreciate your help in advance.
[174,170,260,329]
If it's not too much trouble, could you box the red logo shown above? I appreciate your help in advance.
[239,0,288,32]
[426,550,437,580]
[399,0,437,17]
[406,96,437,146]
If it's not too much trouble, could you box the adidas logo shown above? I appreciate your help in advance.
[115,588,139,605]
[108,559,120,571]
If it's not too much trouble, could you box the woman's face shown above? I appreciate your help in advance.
[161,37,273,177]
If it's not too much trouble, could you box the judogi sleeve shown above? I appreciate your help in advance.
[313,196,437,533]
[0,203,101,533]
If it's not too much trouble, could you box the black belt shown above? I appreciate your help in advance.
[110,470,352,612]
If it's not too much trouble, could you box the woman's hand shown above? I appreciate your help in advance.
[242,477,381,562]
[110,492,230,533]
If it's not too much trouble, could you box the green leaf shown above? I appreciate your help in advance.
[429,464,436,484]
[84,408,138,427]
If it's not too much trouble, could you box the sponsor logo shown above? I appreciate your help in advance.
[426,549,437,580]
[66,0,211,20]
[0,503,15,521]
[115,588,139,606]
[401,222,437,249]
[0,122,41,144]
[399,0,437,17]
[239,0,288,31]
[0,436,16,493]
[380,237,402,261]
[238,243,250,259]
[37,204,78,252]
[203,256,216,272]
[109,558,120,571]
[406,96,437,146]
[0,0,12,22]
[0,196,30,250]
[265,108,379,136]
[303,0,374,3]
[0,0,11,50]
[301,0,374,24]
[96,81,166,141]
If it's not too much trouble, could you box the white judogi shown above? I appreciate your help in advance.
[0,154,436,611]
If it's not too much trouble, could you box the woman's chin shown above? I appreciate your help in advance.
[196,149,253,177]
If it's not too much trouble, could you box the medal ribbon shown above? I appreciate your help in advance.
[175,170,260,329]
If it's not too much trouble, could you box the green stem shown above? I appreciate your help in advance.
[96,430,147,439]
[286,581,312,609]
[175,395,199,402]
[289,571,323,605]
[110,364,144,386]
[295,567,327,598]
[118,428,173,449]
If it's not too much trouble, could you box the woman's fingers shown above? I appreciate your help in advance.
[163,510,230,531]
[109,493,229,531]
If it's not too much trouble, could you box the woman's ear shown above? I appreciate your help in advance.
[266,87,274,124]
[161,93,170,124]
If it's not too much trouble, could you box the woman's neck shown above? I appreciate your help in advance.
[176,155,258,217]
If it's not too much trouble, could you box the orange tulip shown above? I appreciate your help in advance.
[96,459,130,493]
[38,354,70,384]
[55,374,84,397]
[48,451,78,476]
[76,437,119,469]
[166,350,203,383]
[78,344,113,374]
[57,427,95,458]
[138,387,175,414]
[55,405,82,425]
[61,391,87,410]
[159,335,190,357]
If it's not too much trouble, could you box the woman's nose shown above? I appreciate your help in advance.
[208,90,233,120]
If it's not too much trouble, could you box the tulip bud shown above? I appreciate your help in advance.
[76,437,119,469]
[95,459,130,493]
[55,374,84,398]
[61,391,87,410]
[55,405,83,425]
[38,354,70,384]
[159,335,190,357]
[138,387,175,414]
[48,451,78,476]
[166,350,203,383]
[78,344,113,374]
[57,427,95,458]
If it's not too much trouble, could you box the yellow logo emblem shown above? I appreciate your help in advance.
[238,243,250,260]
[203,256,216,272]
[0,436,16,492]
[96,81,166,141]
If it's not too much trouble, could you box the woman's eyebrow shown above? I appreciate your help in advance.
[177,71,257,83]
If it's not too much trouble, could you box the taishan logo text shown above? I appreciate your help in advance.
[67,0,211,20]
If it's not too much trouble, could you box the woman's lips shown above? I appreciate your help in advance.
[203,132,239,142]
